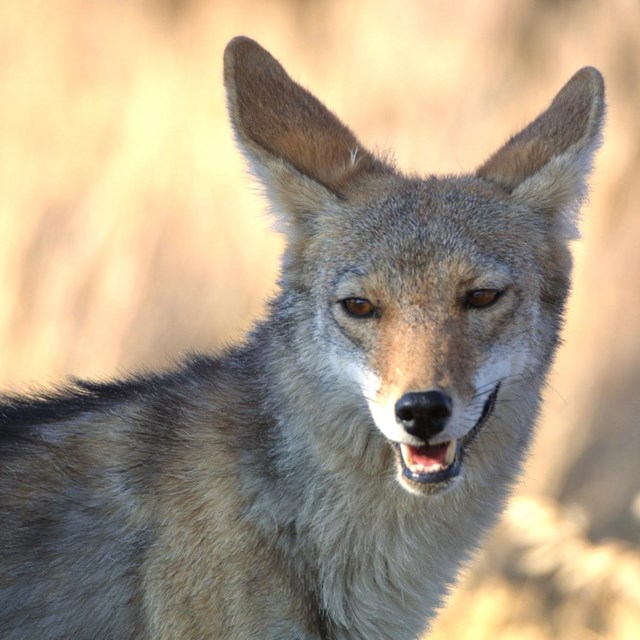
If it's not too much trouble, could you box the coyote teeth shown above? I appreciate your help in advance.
[444,440,457,465]
[399,441,458,475]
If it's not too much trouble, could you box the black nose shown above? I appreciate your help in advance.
[394,390,453,441]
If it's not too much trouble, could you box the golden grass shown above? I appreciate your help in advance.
[1,0,638,636]
[432,497,640,639]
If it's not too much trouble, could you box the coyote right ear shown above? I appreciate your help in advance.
[223,36,389,216]
[477,67,605,237]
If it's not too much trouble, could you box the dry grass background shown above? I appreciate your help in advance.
[1,0,639,637]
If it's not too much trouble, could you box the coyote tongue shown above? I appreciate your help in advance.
[409,443,449,468]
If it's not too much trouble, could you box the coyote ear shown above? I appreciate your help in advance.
[477,67,605,237]
[223,36,388,216]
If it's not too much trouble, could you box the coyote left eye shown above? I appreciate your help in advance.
[465,289,502,309]
[340,297,377,318]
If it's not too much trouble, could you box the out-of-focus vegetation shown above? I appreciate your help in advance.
[1,1,638,637]
[432,497,640,639]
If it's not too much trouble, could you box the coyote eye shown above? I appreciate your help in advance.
[466,289,501,309]
[340,297,377,318]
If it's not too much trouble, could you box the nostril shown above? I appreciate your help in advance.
[395,406,415,425]
[423,391,453,419]
[394,395,417,426]
[430,401,452,421]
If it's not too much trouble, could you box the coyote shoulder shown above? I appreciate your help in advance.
[0,36,604,640]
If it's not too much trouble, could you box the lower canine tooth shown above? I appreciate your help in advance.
[445,440,457,465]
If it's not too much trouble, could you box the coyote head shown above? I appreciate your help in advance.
[224,37,604,495]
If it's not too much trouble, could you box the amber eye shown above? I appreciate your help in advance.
[341,297,377,318]
[466,289,501,309]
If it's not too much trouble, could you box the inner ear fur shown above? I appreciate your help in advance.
[223,36,389,195]
[477,67,605,215]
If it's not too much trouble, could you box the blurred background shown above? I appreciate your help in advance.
[0,0,638,637]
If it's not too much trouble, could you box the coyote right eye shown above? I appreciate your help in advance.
[340,297,377,319]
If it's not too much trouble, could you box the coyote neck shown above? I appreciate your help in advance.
[248,321,509,639]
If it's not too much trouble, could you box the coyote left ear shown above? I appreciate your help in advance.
[477,67,605,233]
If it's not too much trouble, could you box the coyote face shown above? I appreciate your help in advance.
[224,37,604,506]
[322,178,541,494]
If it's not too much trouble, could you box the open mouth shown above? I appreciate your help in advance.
[396,383,500,486]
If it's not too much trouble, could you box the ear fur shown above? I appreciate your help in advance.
[223,36,389,217]
[477,67,605,238]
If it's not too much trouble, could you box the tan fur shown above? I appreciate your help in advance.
[0,37,604,639]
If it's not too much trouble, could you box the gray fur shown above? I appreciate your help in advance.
[0,37,604,639]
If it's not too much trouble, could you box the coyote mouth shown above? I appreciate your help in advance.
[398,439,462,484]
[397,383,500,486]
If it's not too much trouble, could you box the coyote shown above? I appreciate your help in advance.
[0,37,604,640]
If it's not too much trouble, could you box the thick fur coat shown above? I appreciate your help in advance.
[0,37,604,639]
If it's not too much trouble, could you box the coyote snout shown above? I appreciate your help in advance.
[381,379,501,494]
